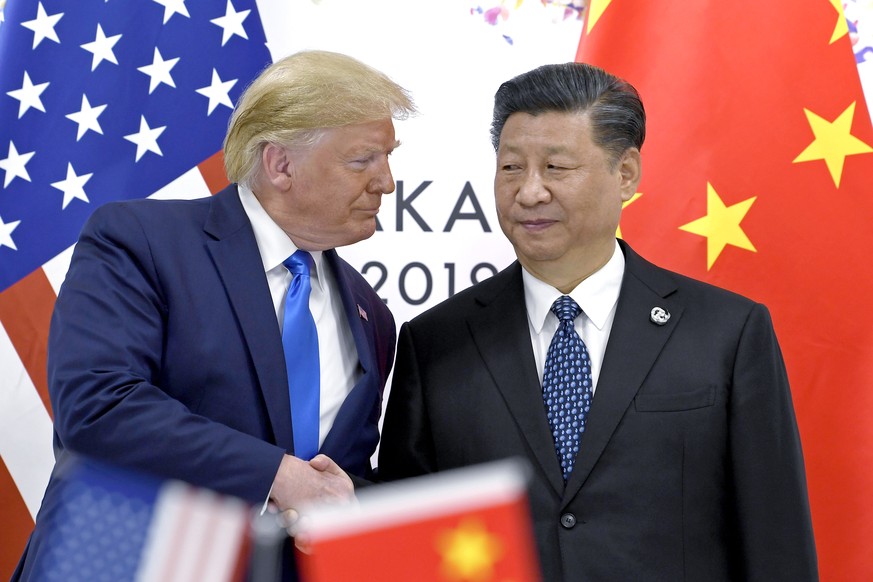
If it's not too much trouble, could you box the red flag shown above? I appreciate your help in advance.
[577,2,873,580]
[297,461,541,582]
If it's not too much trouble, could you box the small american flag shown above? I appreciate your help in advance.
[36,457,253,582]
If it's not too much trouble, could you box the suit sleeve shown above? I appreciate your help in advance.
[377,321,437,480]
[48,204,285,504]
[729,303,818,580]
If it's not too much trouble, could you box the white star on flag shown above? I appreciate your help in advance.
[124,116,166,161]
[137,48,180,94]
[211,0,250,46]
[81,23,122,71]
[20,2,64,49]
[51,163,93,209]
[6,71,49,119]
[0,141,36,187]
[0,214,22,251]
[152,0,190,24]
[65,95,107,141]
[195,69,237,115]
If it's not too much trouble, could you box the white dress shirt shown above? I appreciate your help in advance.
[522,240,625,393]
[238,184,360,448]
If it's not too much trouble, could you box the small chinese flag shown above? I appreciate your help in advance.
[296,460,541,581]
[577,2,873,580]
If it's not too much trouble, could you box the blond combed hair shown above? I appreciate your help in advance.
[223,50,416,186]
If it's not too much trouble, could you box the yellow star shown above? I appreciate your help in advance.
[586,0,614,34]
[616,192,642,239]
[437,518,503,581]
[829,0,849,43]
[678,183,756,270]
[793,101,873,187]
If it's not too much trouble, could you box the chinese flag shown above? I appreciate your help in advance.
[297,461,541,581]
[577,2,873,580]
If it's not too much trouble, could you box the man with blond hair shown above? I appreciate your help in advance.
[14,50,414,580]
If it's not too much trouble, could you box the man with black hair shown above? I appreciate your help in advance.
[379,62,817,581]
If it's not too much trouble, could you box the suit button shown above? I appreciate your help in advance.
[560,513,576,529]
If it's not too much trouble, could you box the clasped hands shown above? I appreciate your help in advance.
[269,453,356,552]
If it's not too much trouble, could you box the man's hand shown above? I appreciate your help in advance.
[270,454,354,552]
[270,453,355,513]
[277,508,312,554]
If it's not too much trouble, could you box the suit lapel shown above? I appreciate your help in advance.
[203,186,293,451]
[467,263,566,495]
[318,251,378,458]
[563,241,683,504]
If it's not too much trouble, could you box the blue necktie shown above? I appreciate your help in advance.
[282,250,320,460]
[542,295,593,482]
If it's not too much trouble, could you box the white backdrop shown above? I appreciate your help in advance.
[258,1,586,328]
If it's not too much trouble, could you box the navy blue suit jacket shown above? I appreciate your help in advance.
[14,185,395,579]
[379,240,817,582]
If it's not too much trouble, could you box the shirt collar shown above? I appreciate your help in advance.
[237,184,325,289]
[522,239,625,334]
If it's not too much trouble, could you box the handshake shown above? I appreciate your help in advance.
[269,454,356,551]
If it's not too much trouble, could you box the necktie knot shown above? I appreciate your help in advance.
[551,295,581,323]
[284,250,313,277]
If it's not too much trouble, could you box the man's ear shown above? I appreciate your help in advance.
[618,147,642,202]
[262,143,294,191]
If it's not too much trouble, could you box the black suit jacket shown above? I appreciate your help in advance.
[14,185,396,581]
[379,240,817,582]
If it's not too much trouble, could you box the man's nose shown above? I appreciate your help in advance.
[516,170,549,206]
[369,159,395,195]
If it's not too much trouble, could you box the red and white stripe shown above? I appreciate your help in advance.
[137,481,250,582]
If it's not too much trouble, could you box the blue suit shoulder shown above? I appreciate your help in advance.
[85,195,212,231]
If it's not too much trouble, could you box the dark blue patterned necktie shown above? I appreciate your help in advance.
[282,250,320,460]
[542,295,593,482]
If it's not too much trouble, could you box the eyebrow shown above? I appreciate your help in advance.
[356,140,402,156]
[499,144,570,155]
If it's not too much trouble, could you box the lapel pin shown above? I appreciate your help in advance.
[650,306,670,325]
[357,304,369,321]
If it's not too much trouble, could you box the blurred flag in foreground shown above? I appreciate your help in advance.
[22,456,254,582]
[297,460,541,582]
[577,1,873,579]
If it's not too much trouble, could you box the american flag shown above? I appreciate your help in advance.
[33,456,252,582]
[0,0,271,574]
